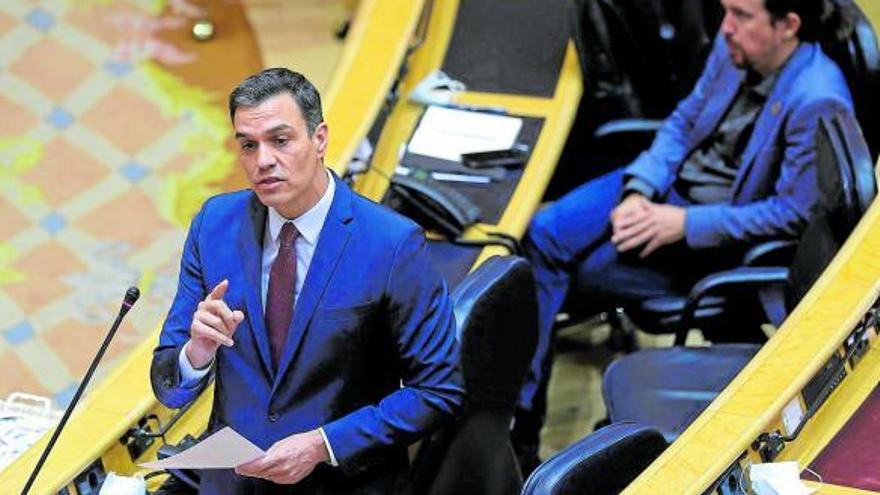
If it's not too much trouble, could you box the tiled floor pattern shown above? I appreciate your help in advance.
[0,0,249,408]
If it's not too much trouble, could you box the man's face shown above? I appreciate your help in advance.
[233,93,328,218]
[720,0,798,75]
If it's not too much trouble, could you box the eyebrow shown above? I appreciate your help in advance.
[235,124,295,139]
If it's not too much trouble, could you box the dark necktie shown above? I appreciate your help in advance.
[266,222,298,368]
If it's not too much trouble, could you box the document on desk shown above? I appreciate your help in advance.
[140,427,264,469]
[408,105,523,162]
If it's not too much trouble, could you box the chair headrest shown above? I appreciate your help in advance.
[522,422,667,495]
[820,4,880,159]
[451,255,538,409]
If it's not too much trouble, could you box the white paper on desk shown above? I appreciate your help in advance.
[750,461,816,495]
[407,106,522,162]
[140,427,264,470]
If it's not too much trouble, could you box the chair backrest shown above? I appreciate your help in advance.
[521,422,667,495]
[412,255,538,495]
[573,0,722,121]
[787,111,877,308]
[453,256,538,410]
[820,1,880,159]
[573,0,880,154]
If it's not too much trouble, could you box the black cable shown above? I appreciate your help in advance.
[752,304,877,459]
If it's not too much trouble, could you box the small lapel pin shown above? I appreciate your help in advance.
[771,102,782,115]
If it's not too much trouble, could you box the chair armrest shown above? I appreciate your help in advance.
[741,239,798,266]
[522,421,667,495]
[674,266,789,345]
[594,118,663,139]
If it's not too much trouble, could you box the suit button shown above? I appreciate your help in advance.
[268,412,279,422]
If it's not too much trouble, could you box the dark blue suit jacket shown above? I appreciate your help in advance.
[151,175,464,494]
[626,35,854,249]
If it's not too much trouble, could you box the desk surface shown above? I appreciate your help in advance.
[353,0,582,279]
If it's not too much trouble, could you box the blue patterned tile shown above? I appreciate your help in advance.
[4,321,34,345]
[120,162,149,182]
[47,107,74,129]
[55,383,78,409]
[25,7,56,32]
[104,60,133,77]
[40,213,67,235]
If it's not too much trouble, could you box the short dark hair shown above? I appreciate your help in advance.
[764,0,855,43]
[228,68,324,135]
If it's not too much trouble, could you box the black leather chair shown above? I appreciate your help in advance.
[521,422,667,495]
[551,0,722,198]
[602,111,877,441]
[412,255,538,495]
[575,0,722,121]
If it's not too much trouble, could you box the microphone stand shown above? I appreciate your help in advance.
[20,287,140,495]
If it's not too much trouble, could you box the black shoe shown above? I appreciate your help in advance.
[512,406,544,479]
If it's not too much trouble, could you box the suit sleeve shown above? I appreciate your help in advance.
[624,34,728,196]
[684,99,852,249]
[322,228,464,473]
[150,205,212,408]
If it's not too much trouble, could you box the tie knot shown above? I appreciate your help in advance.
[279,222,298,247]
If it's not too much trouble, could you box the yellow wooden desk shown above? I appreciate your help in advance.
[624,188,880,495]
[323,0,427,175]
[353,0,583,272]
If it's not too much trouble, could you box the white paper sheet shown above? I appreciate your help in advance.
[140,427,264,470]
[407,106,523,162]
[750,461,816,495]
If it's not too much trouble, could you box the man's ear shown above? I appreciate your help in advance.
[778,12,802,40]
[314,122,329,158]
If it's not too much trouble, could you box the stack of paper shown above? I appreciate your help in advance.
[407,106,523,162]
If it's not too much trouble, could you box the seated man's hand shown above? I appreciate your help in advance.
[611,202,686,258]
[186,279,245,369]
[610,193,650,236]
[235,430,330,484]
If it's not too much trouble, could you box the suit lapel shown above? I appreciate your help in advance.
[273,176,354,392]
[237,193,275,380]
[732,43,815,199]
[693,63,744,146]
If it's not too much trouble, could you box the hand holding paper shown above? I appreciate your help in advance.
[235,430,329,484]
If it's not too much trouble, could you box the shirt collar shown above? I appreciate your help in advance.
[267,169,335,246]
[744,65,781,98]
[752,72,778,97]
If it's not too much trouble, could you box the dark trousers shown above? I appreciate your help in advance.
[517,169,746,426]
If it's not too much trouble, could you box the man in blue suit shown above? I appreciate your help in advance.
[514,0,855,470]
[151,68,463,493]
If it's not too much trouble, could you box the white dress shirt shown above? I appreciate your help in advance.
[179,169,338,465]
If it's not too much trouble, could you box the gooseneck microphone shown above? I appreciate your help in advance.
[20,287,140,495]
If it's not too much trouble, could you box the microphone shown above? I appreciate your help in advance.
[121,286,140,314]
[20,287,140,495]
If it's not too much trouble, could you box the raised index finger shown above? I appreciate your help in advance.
[206,279,229,302]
